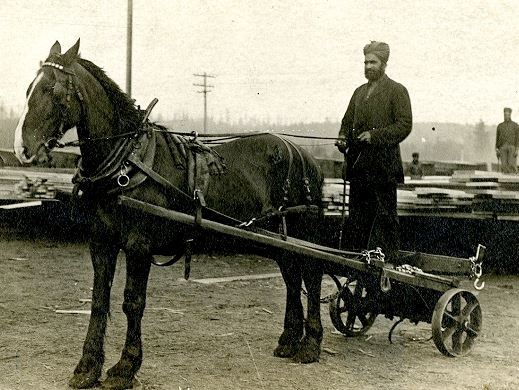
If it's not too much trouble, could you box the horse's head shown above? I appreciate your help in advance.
[14,39,83,164]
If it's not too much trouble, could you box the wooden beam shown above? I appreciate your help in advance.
[118,196,458,292]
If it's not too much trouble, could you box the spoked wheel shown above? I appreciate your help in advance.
[329,278,377,336]
[431,288,482,357]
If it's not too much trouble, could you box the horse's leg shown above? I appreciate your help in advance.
[294,261,323,363]
[104,234,151,390]
[69,239,119,389]
[273,257,304,358]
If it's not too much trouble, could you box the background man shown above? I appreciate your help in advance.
[496,107,519,174]
[407,152,424,179]
[336,41,412,262]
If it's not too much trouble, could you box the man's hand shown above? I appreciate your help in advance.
[358,131,372,143]
[335,140,347,154]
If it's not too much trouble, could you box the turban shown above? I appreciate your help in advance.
[504,107,512,113]
[363,41,390,63]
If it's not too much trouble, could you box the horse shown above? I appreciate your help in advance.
[14,39,325,390]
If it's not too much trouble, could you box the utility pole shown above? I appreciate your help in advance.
[126,0,133,96]
[193,73,215,133]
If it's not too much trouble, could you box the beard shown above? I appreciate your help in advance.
[364,67,384,81]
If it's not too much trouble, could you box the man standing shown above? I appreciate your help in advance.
[407,152,424,179]
[496,108,519,174]
[336,41,412,262]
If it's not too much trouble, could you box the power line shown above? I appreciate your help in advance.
[193,72,215,133]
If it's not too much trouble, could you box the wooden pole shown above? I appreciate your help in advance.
[193,73,215,133]
[117,196,459,291]
[126,0,133,96]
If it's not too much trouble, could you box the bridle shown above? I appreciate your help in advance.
[35,61,85,156]
[35,59,152,178]
[38,61,150,151]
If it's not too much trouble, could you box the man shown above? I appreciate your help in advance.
[496,107,519,174]
[336,41,412,262]
[407,152,423,179]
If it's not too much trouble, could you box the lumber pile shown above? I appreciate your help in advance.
[0,167,74,200]
[321,178,349,216]
[322,171,519,218]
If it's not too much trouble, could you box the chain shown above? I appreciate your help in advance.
[361,247,385,265]
[395,264,423,274]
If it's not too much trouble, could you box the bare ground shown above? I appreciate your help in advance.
[1,235,518,390]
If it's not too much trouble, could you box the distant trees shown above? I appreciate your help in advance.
[473,119,493,163]
[0,104,499,164]
[0,102,19,149]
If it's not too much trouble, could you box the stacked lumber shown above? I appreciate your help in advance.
[322,171,519,218]
[321,178,348,216]
[0,167,74,200]
[451,171,519,215]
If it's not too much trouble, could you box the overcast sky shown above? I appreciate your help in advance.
[1,0,518,125]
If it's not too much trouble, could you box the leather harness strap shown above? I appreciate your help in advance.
[271,134,313,205]
[127,154,192,203]
[270,134,315,239]
[272,134,294,206]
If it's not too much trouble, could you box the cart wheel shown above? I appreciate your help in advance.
[431,288,482,357]
[329,279,377,336]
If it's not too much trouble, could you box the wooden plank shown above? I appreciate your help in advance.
[55,309,91,315]
[0,200,43,209]
[118,196,458,291]
[464,182,500,188]
[398,251,472,275]
[192,273,282,284]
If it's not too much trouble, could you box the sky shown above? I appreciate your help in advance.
[1,0,519,126]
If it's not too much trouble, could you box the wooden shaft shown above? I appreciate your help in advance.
[118,196,458,292]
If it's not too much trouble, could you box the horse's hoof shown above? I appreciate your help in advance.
[292,337,321,364]
[273,342,300,358]
[69,358,102,389]
[69,372,101,389]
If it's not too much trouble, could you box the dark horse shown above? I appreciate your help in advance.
[14,40,324,389]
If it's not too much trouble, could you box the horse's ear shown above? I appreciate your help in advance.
[49,41,61,56]
[61,38,80,66]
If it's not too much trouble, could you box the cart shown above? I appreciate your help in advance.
[118,195,485,358]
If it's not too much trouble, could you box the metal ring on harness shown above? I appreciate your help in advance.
[117,173,130,187]
[117,163,131,187]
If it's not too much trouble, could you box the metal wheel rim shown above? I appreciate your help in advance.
[431,288,482,357]
[329,279,377,336]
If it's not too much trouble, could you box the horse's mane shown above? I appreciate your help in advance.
[46,53,141,134]
[77,58,141,133]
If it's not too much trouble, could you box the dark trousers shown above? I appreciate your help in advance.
[345,180,400,260]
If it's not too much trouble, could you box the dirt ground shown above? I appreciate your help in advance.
[1,233,518,390]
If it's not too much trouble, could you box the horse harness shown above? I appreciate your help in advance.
[71,120,318,277]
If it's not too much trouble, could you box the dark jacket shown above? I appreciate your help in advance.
[339,74,412,183]
[495,120,519,149]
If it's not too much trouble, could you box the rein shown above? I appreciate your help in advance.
[50,129,343,150]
